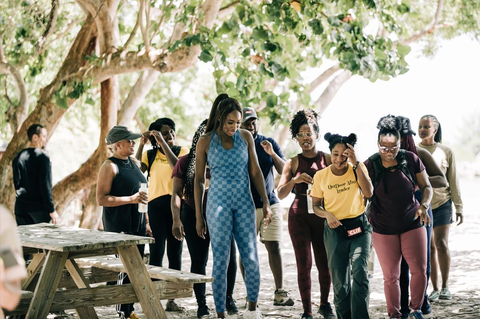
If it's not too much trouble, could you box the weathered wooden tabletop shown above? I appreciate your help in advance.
[18,223,154,252]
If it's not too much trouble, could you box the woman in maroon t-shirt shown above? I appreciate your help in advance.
[364,115,432,319]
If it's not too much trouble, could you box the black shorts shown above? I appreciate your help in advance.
[432,199,453,227]
[15,211,51,226]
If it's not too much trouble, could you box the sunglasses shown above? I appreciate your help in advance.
[296,132,315,138]
[378,144,400,153]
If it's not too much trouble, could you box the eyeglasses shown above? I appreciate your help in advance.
[378,144,400,153]
[296,132,314,139]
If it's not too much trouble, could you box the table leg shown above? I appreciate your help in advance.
[117,245,166,319]
[26,251,68,319]
[65,259,99,319]
[22,253,46,290]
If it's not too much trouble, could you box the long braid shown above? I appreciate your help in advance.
[184,119,208,201]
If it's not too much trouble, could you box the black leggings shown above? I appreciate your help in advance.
[182,202,237,304]
[148,195,183,269]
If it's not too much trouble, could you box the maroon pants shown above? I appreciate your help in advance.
[288,207,331,315]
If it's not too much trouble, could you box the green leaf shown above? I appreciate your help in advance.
[266,92,278,108]
[252,27,269,40]
[85,97,95,106]
[56,95,68,109]
[397,43,411,56]
[199,50,213,62]
[308,18,324,35]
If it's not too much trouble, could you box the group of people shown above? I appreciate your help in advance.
[7,93,463,319]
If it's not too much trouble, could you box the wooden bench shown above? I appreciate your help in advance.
[7,255,212,316]
[75,255,213,284]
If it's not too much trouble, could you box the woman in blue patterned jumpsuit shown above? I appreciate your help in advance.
[194,94,272,319]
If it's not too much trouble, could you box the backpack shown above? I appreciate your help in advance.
[356,149,416,216]
[146,146,182,180]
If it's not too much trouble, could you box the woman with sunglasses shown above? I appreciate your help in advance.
[364,115,432,319]
[277,109,335,319]
[310,133,373,319]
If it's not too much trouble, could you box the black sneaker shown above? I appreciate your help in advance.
[197,304,210,318]
[421,296,432,314]
[226,295,239,315]
[318,302,336,319]
[301,313,314,319]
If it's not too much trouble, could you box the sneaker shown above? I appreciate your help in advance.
[301,313,314,319]
[439,287,452,300]
[408,310,424,319]
[274,289,295,306]
[243,309,262,319]
[318,302,336,319]
[166,300,185,312]
[429,290,440,301]
[127,313,140,319]
[421,297,432,314]
[226,295,239,314]
[197,304,210,318]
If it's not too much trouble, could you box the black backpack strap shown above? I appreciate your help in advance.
[368,153,383,191]
[396,149,415,188]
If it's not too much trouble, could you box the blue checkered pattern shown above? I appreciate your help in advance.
[207,131,260,312]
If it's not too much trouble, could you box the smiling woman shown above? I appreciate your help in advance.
[194,94,272,319]
[276,109,335,319]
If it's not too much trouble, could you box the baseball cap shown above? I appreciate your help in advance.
[105,126,142,145]
[242,107,258,123]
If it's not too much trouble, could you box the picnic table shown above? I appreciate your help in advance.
[15,223,166,319]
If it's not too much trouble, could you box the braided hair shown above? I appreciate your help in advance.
[421,114,442,143]
[289,109,320,138]
[376,114,401,142]
[324,133,357,151]
[184,119,208,201]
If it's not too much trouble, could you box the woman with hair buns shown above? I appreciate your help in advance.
[310,133,373,319]
[417,114,463,302]
[364,115,432,319]
[277,109,335,319]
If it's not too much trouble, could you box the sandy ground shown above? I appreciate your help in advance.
[52,177,480,319]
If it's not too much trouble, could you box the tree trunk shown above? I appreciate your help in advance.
[79,184,103,230]
[0,16,97,212]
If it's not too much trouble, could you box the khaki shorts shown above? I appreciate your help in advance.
[256,203,283,242]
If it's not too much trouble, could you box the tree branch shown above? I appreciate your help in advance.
[35,0,59,56]
[400,0,445,45]
[306,63,341,95]
[139,0,151,52]
[117,69,159,126]
[314,70,352,115]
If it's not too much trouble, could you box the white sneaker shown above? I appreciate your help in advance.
[243,309,262,319]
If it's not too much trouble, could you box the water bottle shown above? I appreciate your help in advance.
[138,183,148,213]
[307,184,314,214]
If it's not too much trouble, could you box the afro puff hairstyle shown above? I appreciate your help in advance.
[376,114,401,142]
[324,133,357,151]
[289,109,320,139]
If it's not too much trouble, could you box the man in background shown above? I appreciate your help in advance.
[240,107,294,307]
[12,124,58,226]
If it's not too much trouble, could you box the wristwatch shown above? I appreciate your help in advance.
[421,202,429,210]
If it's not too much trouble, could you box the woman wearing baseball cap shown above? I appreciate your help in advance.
[97,126,149,319]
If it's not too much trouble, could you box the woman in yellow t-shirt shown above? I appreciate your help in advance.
[310,133,373,319]
[135,117,188,312]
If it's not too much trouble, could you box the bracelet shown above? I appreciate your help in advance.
[352,161,360,170]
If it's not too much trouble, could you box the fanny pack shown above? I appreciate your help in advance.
[336,213,366,239]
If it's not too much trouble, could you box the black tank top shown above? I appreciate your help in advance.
[102,157,147,234]
[290,152,327,212]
